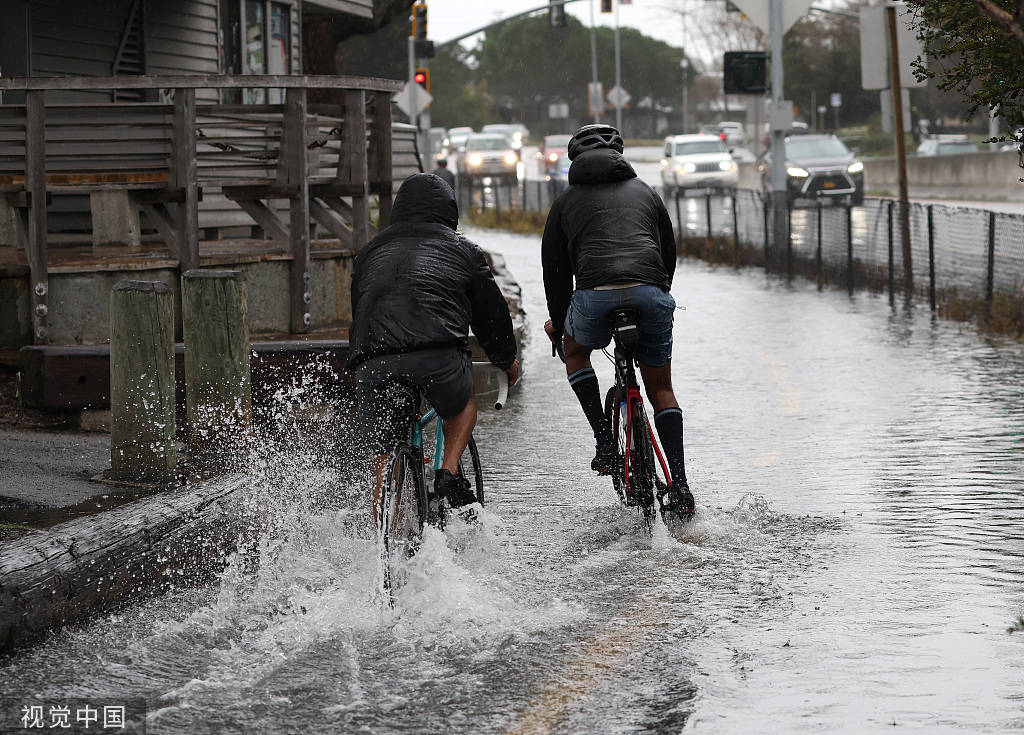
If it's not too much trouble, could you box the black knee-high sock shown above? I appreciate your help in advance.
[654,407,688,487]
[568,368,611,446]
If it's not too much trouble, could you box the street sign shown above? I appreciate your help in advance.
[393,81,432,117]
[860,3,924,91]
[588,82,604,117]
[880,88,912,133]
[728,0,813,35]
[830,92,842,108]
[548,102,569,119]
[606,85,631,109]
[723,51,768,94]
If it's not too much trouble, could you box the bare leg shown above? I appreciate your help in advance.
[440,396,477,473]
[638,360,678,411]
[562,333,594,375]
[371,453,391,529]
[639,359,690,497]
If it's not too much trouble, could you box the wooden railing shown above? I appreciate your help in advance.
[0,74,404,342]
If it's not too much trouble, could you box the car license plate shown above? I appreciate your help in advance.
[824,181,836,189]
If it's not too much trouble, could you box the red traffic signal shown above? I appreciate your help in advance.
[414,68,430,92]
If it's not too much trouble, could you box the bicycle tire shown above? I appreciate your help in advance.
[380,444,428,597]
[457,435,484,505]
[604,386,627,503]
[629,403,660,527]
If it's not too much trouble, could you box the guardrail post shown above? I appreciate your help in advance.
[887,200,895,304]
[705,192,713,241]
[816,199,823,286]
[182,269,252,464]
[786,201,793,279]
[731,192,739,263]
[171,87,199,273]
[283,87,311,333]
[109,280,176,483]
[762,194,770,270]
[674,188,682,240]
[495,180,502,216]
[846,203,854,294]
[986,210,996,310]
[927,204,936,310]
[25,90,49,344]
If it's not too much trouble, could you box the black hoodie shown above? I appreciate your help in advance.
[347,173,517,370]
[541,148,676,333]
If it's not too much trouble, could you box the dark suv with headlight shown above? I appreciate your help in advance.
[759,134,864,206]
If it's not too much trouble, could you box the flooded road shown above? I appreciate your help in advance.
[3,228,1024,733]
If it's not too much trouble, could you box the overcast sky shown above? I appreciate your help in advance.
[428,0,688,53]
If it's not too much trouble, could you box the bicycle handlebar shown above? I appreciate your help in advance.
[473,363,511,411]
[494,369,509,411]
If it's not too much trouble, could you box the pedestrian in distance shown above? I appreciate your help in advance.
[540,124,695,514]
[432,158,456,190]
[348,173,520,524]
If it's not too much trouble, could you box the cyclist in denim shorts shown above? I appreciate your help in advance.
[541,124,695,513]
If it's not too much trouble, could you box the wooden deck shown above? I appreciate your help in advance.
[0,74,414,346]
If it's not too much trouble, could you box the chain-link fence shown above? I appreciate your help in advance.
[668,189,1024,309]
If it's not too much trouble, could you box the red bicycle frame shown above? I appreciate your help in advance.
[616,384,674,499]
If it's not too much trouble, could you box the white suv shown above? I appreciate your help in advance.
[660,134,739,198]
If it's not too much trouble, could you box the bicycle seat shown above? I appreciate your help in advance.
[611,309,640,352]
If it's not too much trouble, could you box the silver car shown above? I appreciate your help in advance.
[457,134,519,184]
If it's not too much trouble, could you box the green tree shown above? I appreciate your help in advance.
[473,14,690,136]
[783,10,877,129]
[906,0,1024,141]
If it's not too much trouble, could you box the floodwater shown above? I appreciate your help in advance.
[3,228,1024,734]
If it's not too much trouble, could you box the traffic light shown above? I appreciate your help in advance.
[414,67,430,92]
[549,0,566,27]
[412,3,427,41]
[601,0,612,12]
[723,51,768,95]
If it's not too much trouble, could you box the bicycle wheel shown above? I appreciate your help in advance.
[604,386,627,503]
[379,444,427,598]
[630,403,663,528]
[456,435,484,505]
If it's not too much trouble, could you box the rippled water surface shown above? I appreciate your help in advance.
[3,229,1024,734]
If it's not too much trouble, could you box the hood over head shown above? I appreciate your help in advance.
[568,148,637,186]
[391,173,459,229]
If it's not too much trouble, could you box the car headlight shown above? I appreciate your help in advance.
[504,152,517,165]
[468,154,483,167]
[682,162,697,174]
[718,160,736,172]
[787,166,810,178]
[660,159,669,167]
[848,161,864,174]
[548,152,558,162]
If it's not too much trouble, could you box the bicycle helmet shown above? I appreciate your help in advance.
[567,124,624,160]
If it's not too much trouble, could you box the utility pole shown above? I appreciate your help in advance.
[680,2,688,133]
[407,35,417,139]
[769,0,788,254]
[887,4,912,294]
[614,0,622,132]
[590,0,599,123]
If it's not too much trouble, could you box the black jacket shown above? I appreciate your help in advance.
[348,173,517,370]
[541,148,676,333]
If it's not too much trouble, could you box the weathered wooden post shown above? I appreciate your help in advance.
[109,280,176,482]
[181,269,252,462]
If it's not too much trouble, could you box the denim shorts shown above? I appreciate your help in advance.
[565,284,675,367]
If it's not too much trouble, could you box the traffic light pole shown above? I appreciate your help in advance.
[769,0,788,256]
[613,0,622,132]
[408,35,418,137]
[589,0,599,123]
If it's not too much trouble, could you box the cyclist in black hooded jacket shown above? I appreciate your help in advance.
[542,124,694,514]
[349,173,520,521]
